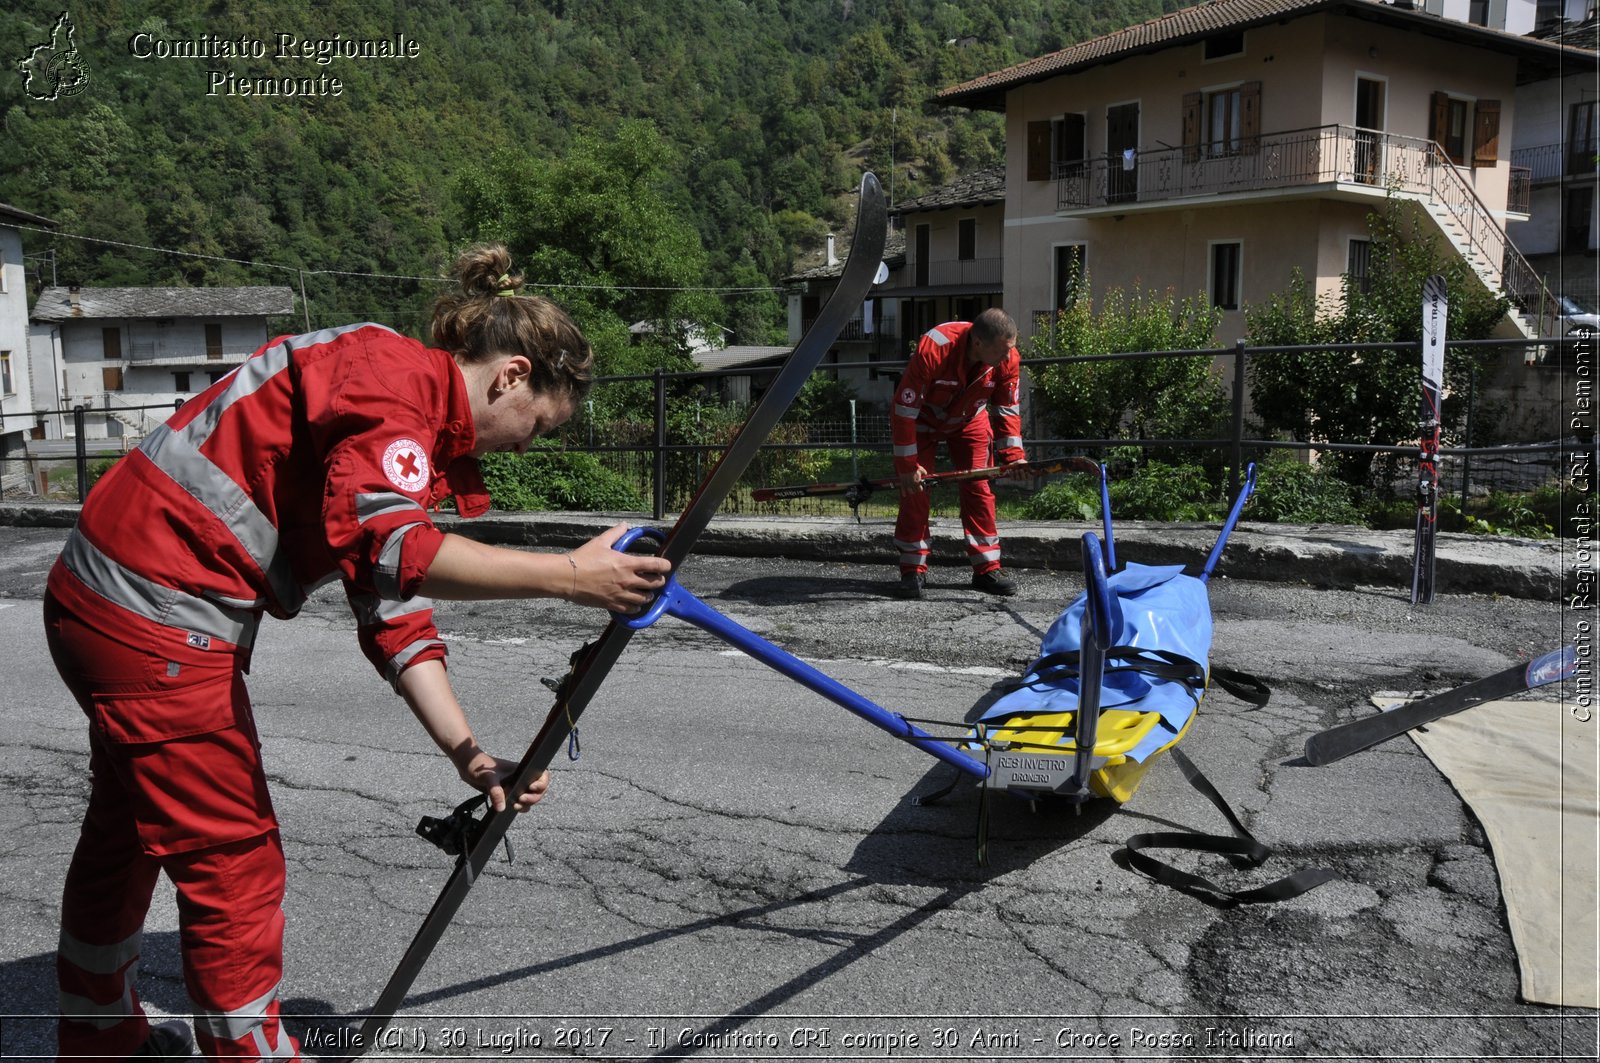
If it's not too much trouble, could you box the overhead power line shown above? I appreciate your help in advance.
[10,224,784,293]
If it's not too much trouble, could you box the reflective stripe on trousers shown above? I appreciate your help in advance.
[893,420,1002,575]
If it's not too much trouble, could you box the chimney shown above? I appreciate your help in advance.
[68,285,81,316]
[826,233,837,268]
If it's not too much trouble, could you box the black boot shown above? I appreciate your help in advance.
[971,568,1017,596]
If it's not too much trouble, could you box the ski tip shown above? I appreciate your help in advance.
[1526,644,1578,687]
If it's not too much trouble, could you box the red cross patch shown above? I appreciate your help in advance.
[382,438,429,492]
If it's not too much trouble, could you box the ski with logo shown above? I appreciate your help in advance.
[1412,274,1447,605]
[338,174,888,1058]
[1305,645,1578,765]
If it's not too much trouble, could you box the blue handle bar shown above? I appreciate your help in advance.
[606,525,988,780]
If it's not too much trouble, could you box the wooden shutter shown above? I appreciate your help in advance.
[1473,99,1500,167]
[102,366,123,391]
[102,327,121,359]
[1027,120,1052,181]
[1182,92,1202,162]
[1429,91,1449,151]
[1240,81,1262,155]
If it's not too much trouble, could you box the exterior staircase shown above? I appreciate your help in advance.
[1403,138,1559,344]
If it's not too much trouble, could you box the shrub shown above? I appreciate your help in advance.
[479,440,645,512]
[1022,473,1101,521]
[1247,454,1365,525]
[1107,459,1224,521]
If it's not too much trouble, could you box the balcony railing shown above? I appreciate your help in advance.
[126,341,253,366]
[797,319,900,346]
[1509,166,1531,214]
[1510,141,1599,184]
[924,257,1003,287]
[1057,123,1559,337]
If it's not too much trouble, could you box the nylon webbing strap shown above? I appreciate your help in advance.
[1123,749,1339,904]
[1208,666,1271,707]
[997,648,1206,696]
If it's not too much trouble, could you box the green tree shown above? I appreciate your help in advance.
[1029,279,1229,444]
[1245,199,1509,484]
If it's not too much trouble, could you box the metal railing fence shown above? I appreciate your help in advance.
[2,337,1589,524]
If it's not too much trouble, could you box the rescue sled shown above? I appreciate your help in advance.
[968,462,1259,805]
[608,461,1258,810]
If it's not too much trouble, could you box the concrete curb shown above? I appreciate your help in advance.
[2,501,1564,600]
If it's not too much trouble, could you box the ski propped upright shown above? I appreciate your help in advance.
[1412,274,1447,605]
[341,173,888,1057]
[1304,645,1577,766]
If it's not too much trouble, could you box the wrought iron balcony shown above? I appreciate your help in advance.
[1509,141,1599,185]
[1054,123,1559,337]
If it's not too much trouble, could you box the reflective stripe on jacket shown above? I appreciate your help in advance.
[65,323,490,685]
[890,321,1024,475]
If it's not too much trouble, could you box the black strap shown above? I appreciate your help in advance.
[996,647,1207,695]
[1209,666,1271,708]
[1122,749,1339,904]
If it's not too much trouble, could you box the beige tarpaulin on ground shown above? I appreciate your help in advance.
[1375,695,1598,1008]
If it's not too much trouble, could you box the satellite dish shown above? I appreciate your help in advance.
[873,261,890,286]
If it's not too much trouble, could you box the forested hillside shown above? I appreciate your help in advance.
[3,0,1176,357]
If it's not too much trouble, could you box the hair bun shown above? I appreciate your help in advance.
[451,244,522,297]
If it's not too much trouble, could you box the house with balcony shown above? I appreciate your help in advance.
[891,165,1009,345]
[1511,5,1598,310]
[785,228,907,408]
[30,285,296,441]
[935,0,1593,354]
[0,202,58,487]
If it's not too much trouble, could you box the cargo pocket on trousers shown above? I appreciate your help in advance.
[92,672,243,745]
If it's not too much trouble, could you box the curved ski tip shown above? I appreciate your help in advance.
[859,171,882,196]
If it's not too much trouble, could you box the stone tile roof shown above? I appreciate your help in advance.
[787,229,906,283]
[938,0,1592,109]
[1529,12,1598,49]
[692,345,791,372]
[892,166,1006,214]
[32,285,297,321]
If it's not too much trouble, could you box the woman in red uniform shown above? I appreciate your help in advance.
[44,245,671,1061]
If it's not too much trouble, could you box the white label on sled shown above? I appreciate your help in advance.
[985,752,1081,792]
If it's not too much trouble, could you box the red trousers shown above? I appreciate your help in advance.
[893,418,1002,575]
[45,563,300,1061]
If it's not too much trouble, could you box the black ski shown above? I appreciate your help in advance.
[342,173,887,1056]
[1412,274,1447,605]
[1304,645,1577,766]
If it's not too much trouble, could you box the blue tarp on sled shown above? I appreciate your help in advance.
[977,561,1211,765]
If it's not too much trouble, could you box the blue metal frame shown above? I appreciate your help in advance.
[612,528,991,781]
[607,463,1257,798]
[1200,462,1258,583]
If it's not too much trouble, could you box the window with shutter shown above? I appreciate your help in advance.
[1472,100,1500,168]
[1429,92,1469,165]
[1027,121,1052,181]
[1240,81,1261,155]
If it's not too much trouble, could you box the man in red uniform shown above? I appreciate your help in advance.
[890,308,1027,599]
[44,248,670,1062]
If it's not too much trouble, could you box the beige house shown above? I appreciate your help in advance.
[936,0,1593,349]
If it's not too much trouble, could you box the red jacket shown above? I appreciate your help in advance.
[891,321,1025,475]
[59,323,489,687]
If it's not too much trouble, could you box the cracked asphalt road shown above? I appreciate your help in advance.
[0,525,1592,1060]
